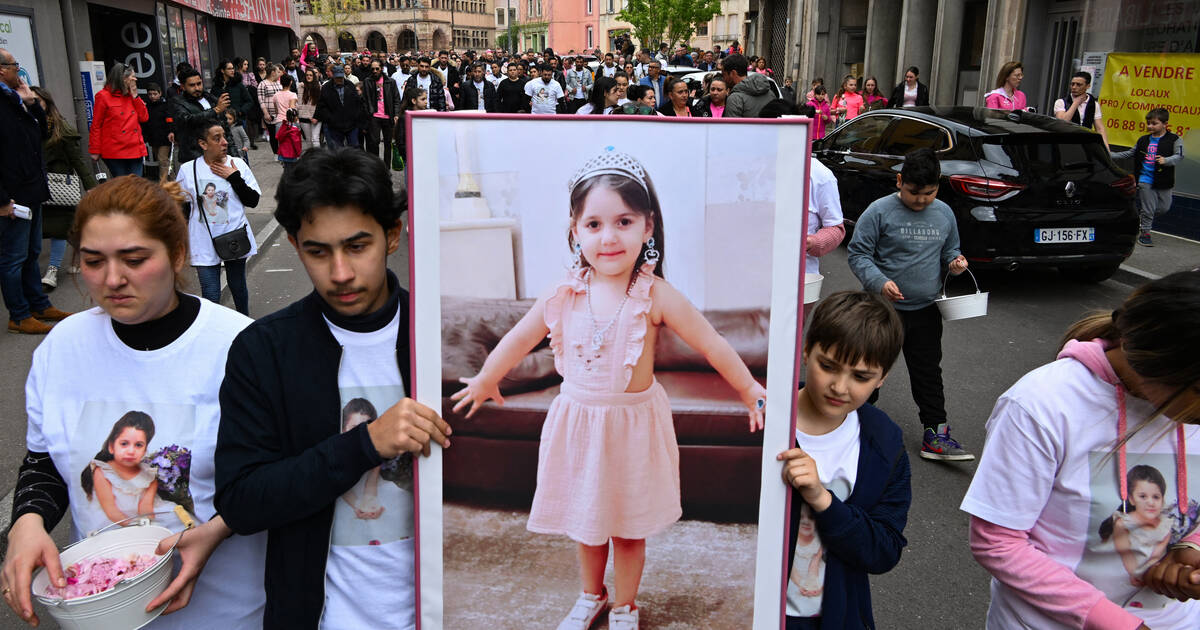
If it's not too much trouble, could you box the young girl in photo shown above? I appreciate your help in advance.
[789,502,825,600]
[340,399,385,520]
[452,149,767,630]
[80,411,159,524]
[1098,465,1174,585]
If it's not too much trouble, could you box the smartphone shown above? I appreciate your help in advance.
[11,203,31,220]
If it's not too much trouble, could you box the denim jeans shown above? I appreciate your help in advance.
[48,238,68,268]
[325,126,359,149]
[195,259,249,315]
[0,205,53,321]
[105,158,143,178]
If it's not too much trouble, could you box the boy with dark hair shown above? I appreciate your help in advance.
[847,147,972,461]
[778,290,911,629]
[1111,107,1183,246]
[215,148,450,628]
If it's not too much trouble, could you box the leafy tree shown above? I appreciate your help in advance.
[307,0,366,39]
[619,0,721,53]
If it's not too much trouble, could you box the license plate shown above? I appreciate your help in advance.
[1035,227,1095,243]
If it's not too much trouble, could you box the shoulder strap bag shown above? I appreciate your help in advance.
[194,159,252,261]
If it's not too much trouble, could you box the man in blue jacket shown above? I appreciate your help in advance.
[778,291,912,629]
[215,148,450,629]
[638,61,666,108]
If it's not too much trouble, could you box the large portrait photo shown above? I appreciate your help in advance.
[408,113,811,629]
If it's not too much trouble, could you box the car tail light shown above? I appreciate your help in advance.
[1110,174,1136,197]
[949,175,1026,201]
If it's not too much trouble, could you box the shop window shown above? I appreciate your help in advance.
[587,0,592,14]
[697,23,707,36]
[587,26,594,48]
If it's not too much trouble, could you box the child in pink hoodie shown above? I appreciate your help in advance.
[962,270,1200,630]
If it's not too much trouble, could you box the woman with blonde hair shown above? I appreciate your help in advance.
[984,61,1027,111]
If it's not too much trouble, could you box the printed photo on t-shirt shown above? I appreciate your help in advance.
[198,180,230,225]
[786,477,851,617]
[333,386,414,548]
[70,400,196,535]
[1076,452,1200,610]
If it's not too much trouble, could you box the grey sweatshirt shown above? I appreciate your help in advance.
[847,193,961,310]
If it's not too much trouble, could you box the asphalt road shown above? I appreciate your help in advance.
[0,143,1191,628]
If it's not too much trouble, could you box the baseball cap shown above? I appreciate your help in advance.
[332,65,345,77]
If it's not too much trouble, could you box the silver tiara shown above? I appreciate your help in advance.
[567,147,649,195]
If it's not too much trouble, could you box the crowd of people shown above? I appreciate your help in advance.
[0,29,1196,630]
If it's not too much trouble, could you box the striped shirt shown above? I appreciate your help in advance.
[257,80,282,119]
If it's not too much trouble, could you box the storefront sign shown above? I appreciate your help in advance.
[1100,52,1199,145]
[169,0,296,30]
[0,12,40,86]
[79,61,106,128]
[90,7,167,92]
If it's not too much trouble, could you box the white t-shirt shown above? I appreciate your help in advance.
[903,84,918,107]
[176,156,260,266]
[806,157,844,275]
[392,70,411,93]
[1054,93,1103,121]
[600,64,617,78]
[415,74,432,95]
[25,299,267,630]
[473,80,487,110]
[525,78,564,114]
[320,308,415,630]
[961,358,1200,629]
[786,411,860,617]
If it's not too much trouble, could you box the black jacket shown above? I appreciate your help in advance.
[403,73,447,112]
[889,81,930,108]
[0,85,50,207]
[360,75,403,119]
[141,97,171,146]
[168,91,223,164]
[435,63,461,104]
[460,79,498,112]
[215,282,412,629]
[497,78,529,113]
[214,77,254,119]
[1134,132,1180,189]
[315,80,367,132]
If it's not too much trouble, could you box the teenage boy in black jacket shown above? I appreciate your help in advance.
[215,148,450,629]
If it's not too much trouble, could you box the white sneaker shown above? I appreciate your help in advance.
[608,604,639,630]
[556,588,608,630]
[41,265,58,290]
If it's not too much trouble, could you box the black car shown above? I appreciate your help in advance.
[814,107,1138,281]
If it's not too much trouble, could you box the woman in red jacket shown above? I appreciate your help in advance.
[88,63,148,177]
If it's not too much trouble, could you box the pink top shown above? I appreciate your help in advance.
[374,77,388,119]
[836,92,864,119]
[807,99,831,138]
[545,267,654,393]
[271,90,297,124]
[985,88,1027,110]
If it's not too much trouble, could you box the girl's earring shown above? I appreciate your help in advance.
[571,242,583,270]
[642,237,660,267]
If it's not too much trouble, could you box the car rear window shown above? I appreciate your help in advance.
[879,118,951,154]
[979,134,1112,173]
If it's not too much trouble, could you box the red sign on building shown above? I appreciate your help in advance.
[170,0,295,30]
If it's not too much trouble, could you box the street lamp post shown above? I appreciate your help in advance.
[411,0,422,52]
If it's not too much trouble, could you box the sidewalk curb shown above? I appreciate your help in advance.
[1111,263,1162,288]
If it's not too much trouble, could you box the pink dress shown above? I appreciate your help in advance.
[526,268,682,546]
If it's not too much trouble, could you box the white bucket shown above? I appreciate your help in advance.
[32,521,175,630]
[803,273,824,304]
[935,268,988,321]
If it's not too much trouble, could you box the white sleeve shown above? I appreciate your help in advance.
[815,173,844,228]
[234,158,262,194]
[960,395,1065,531]
[524,81,535,97]
[25,342,50,452]
[1053,98,1067,113]
[1093,99,1103,120]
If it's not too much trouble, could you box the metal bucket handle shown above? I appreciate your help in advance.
[940,268,981,299]
[43,511,191,606]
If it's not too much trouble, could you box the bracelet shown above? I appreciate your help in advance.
[1169,541,1200,553]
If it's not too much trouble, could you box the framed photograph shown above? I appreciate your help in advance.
[408,112,811,629]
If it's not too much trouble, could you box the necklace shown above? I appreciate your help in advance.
[585,270,632,352]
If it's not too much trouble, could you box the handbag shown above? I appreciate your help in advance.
[391,143,405,171]
[193,160,252,261]
[46,172,84,207]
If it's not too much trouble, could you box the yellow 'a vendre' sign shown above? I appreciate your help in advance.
[1099,53,1199,147]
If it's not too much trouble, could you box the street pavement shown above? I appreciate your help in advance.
[0,143,1194,628]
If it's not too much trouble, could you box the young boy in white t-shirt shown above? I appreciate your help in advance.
[777,291,912,629]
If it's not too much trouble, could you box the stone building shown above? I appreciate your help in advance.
[298,0,496,54]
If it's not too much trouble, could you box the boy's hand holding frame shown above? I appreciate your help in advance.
[776,448,833,512]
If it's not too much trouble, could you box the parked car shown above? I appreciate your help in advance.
[813,107,1138,281]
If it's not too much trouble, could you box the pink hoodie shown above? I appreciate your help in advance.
[970,339,1198,630]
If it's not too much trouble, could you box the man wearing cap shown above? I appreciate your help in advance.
[315,65,367,149]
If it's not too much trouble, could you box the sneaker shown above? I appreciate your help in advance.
[556,588,608,630]
[608,604,639,630]
[8,317,53,334]
[41,265,58,290]
[921,424,975,461]
[32,306,73,322]
[1138,232,1154,246]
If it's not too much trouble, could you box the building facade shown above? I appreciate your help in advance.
[298,0,496,55]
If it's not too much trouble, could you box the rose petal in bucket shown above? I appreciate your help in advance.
[32,523,175,630]
[935,268,988,321]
